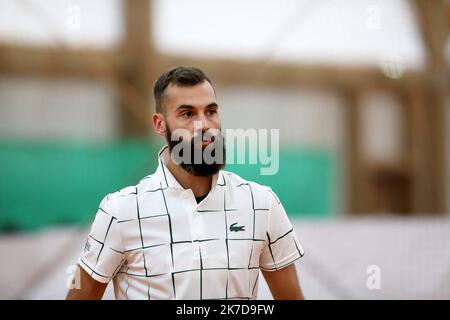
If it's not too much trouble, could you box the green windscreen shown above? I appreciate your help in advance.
[226,147,338,217]
[0,139,337,232]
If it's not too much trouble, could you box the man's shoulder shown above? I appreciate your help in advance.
[223,170,280,209]
[222,170,274,196]
[99,174,155,218]
[110,173,156,197]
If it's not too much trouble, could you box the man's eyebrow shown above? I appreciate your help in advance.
[175,104,194,111]
[206,103,219,108]
[175,103,219,111]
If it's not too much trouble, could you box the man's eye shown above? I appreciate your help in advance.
[207,109,217,115]
[181,112,193,118]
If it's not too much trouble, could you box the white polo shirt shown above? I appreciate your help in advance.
[78,145,304,300]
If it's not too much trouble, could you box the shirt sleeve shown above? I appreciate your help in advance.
[77,194,125,283]
[259,188,305,272]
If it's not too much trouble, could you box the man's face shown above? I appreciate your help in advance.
[153,80,225,176]
[162,80,220,140]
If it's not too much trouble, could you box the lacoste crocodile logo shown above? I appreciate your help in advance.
[230,222,245,232]
[83,239,91,252]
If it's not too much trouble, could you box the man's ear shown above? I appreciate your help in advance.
[152,113,166,137]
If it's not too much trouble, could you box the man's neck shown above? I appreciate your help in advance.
[165,156,212,197]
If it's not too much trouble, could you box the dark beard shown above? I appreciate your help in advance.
[165,126,226,177]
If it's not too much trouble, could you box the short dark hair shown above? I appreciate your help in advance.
[153,66,214,113]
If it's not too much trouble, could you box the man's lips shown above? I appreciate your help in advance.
[200,138,213,146]
[192,134,215,146]
[203,142,214,147]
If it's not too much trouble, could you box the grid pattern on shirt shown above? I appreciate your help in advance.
[78,153,304,300]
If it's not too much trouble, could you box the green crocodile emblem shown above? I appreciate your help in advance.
[230,222,245,232]
[83,239,91,252]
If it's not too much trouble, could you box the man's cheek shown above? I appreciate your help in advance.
[170,127,193,142]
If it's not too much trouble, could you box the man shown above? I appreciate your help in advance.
[66,66,305,300]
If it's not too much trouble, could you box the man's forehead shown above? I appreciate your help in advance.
[163,81,217,109]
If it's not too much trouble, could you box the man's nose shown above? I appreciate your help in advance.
[197,112,211,131]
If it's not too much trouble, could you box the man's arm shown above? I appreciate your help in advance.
[65,265,108,300]
[262,263,304,300]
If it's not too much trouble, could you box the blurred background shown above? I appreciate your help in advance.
[0,0,449,299]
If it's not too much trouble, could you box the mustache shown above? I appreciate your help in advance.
[171,129,222,143]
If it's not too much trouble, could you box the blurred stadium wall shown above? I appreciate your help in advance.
[0,79,340,230]
[0,0,449,232]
